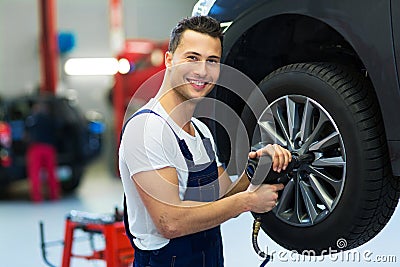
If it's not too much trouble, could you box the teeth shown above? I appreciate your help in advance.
[189,80,206,86]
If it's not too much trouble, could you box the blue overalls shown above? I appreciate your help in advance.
[122,109,224,267]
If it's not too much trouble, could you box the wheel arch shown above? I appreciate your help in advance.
[224,14,363,84]
[217,1,400,175]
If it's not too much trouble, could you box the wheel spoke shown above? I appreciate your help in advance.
[294,178,304,224]
[307,165,343,194]
[300,99,314,143]
[286,96,297,141]
[309,131,340,152]
[258,120,286,146]
[299,181,319,224]
[276,179,294,213]
[309,173,334,211]
[270,103,292,147]
[302,111,329,150]
[313,156,346,168]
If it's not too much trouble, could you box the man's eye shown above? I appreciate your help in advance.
[207,59,219,64]
[187,56,198,61]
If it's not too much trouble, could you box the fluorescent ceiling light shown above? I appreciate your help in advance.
[118,58,131,74]
[64,58,119,75]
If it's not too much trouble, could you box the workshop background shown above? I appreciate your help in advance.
[0,1,399,267]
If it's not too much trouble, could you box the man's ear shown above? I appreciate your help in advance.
[165,51,173,68]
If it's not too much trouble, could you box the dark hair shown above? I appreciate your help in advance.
[168,16,223,53]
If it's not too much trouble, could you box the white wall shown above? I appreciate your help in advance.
[0,0,197,112]
[124,0,197,39]
[0,0,41,98]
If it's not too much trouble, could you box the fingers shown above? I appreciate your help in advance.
[272,144,292,172]
[265,200,278,211]
[248,151,258,159]
[249,183,284,213]
[273,183,285,191]
[257,144,291,172]
[247,183,284,193]
[249,144,291,174]
[258,183,284,197]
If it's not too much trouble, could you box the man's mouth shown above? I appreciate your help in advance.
[187,78,209,89]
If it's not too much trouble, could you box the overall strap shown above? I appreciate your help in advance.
[191,120,206,139]
[123,195,136,248]
[191,120,215,162]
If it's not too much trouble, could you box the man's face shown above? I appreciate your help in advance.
[165,30,222,101]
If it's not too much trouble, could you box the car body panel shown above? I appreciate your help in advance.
[201,0,400,175]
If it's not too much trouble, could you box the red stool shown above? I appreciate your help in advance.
[61,210,134,267]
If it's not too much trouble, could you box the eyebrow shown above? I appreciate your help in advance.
[185,51,221,60]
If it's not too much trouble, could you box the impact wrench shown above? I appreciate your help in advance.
[245,150,314,266]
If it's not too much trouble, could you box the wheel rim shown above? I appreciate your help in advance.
[258,95,346,227]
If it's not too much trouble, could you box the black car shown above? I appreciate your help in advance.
[193,0,400,253]
[0,94,104,194]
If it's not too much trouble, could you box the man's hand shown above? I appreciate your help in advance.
[245,144,291,213]
[248,144,292,173]
[247,183,284,213]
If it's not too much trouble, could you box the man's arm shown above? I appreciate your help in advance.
[218,167,250,198]
[132,167,282,239]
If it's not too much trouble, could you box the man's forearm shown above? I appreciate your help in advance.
[155,191,252,239]
[222,172,250,198]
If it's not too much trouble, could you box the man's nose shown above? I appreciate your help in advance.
[193,61,207,77]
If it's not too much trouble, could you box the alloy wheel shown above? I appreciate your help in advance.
[258,95,346,226]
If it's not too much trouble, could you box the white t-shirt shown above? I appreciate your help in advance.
[119,98,222,250]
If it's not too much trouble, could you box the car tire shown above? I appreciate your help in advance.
[246,62,400,253]
[60,165,83,194]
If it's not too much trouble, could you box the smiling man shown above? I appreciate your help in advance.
[119,16,291,267]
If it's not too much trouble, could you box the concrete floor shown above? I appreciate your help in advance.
[0,157,399,267]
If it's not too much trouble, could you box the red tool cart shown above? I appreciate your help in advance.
[40,208,134,267]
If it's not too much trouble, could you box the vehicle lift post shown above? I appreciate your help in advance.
[38,0,58,94]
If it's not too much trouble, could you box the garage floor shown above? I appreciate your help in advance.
[0,157,398,267]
